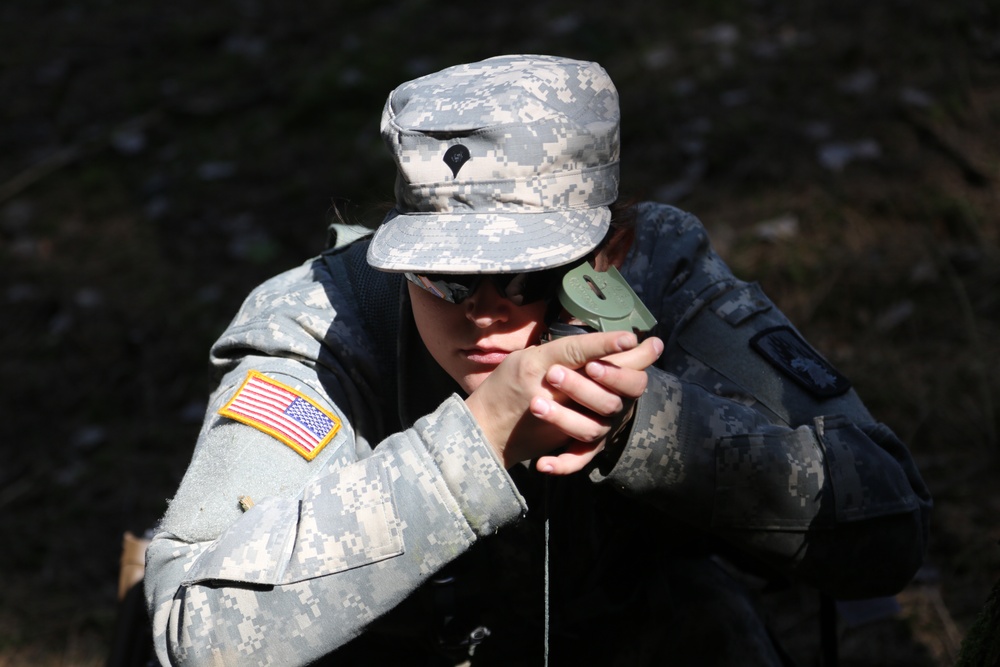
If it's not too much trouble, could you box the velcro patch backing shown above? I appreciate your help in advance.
[219,371,341,460]
[750,326,851,398]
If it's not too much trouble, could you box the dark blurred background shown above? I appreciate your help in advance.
[1,0,998,664]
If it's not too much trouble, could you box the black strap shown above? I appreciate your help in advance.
[820,592,839,667]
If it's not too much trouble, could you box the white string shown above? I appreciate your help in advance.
[543,476,551,667]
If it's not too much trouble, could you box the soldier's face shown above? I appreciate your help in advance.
[409,279,549,394]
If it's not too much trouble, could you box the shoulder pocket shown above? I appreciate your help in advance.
[181,456,404,586]
[283,455,404,583]
[678,283,866,425]
[677,283,790,421]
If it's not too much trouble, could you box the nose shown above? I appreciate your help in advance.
[465,279,510,328]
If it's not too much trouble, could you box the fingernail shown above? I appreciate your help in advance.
[531,398,550,416]
[548,366,565,385]
[653,337,664,356]
[586,361,605,378]
[540,463,554,473]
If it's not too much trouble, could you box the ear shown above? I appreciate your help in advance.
[592,224,635,271]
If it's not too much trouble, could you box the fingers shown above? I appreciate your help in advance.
[599,336,664,371]
[543,336,662,411]
[464,332,662,471]
[545,364,623,414]
[536,441,604,476]
[525,335,662,474]
[542,331,639,370]
[530,395,610,444]
[583,361,648,399]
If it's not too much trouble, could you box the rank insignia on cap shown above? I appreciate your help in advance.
[219,371,341,460]
[443,144,471,178]
[750,326,851,398]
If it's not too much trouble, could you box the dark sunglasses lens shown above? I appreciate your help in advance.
[407,269,563,305]
[495,269,561,305]
[405,273,479,303]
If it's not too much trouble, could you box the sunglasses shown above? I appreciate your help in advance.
[404,267,565,306]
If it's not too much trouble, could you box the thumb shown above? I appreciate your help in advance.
[545,331,638,370]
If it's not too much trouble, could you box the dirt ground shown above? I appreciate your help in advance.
[1,0,998,665]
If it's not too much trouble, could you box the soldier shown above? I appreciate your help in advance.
[145,54,931,666]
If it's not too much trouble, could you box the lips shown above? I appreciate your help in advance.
[463,346,511,365]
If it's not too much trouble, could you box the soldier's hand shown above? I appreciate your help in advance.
[465,331,662,472]
[532,335,662,475]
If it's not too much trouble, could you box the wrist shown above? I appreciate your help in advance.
[464,392,510,468]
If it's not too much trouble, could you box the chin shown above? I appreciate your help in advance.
[460,373,489,395]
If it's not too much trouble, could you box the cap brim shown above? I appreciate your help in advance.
[366,207,611,274]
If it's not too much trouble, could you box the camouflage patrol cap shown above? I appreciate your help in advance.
[367,54,620,274]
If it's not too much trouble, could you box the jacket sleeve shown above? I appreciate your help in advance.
[592,202,932,599]
[144,261,526,666]
[591,369,930,598]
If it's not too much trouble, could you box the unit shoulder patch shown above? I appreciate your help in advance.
[219,370,341,460]
[749,326,851,398]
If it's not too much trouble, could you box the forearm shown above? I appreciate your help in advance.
[146,396,526,667]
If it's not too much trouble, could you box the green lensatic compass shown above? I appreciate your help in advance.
[545,261,657,340]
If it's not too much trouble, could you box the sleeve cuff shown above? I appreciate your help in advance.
[416,394,528,535]
[588,368,685,494]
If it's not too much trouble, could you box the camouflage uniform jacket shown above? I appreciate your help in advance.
[145,202,931,666]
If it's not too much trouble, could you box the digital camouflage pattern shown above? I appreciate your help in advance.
[366,55,619,274]
[145,202,931,666]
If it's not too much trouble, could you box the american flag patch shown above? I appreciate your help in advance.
[218,371,341,460]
